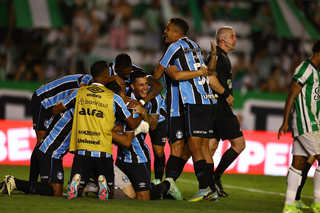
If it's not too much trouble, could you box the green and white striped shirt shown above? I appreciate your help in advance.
[292,59,320,137]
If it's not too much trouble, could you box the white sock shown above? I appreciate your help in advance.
[285,166,302,205]
[314,166,320,203]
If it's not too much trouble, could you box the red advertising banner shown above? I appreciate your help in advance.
[0,119,317,176]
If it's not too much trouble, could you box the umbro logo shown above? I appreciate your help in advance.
[87,86,104,94]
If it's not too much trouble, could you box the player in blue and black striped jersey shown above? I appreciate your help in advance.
[108,53,163,104]
[29,74,92,182]
[107,79,182,201]
[153,17,218,202]
[127,70,167,182]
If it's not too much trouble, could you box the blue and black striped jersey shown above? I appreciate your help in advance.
[159,37,216,105]
[36,74,92,111]
[39,108,74,159]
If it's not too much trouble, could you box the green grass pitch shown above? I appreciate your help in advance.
[0,165,314,213]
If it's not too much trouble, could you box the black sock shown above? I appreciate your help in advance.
[175,158,188,181]
[295,162,312,200]
[15,178,54,196]
[154,154,165,181]
[150,181,170,200]
[206,163,216,192]
[215,148,239,180]
[29,147,40,182]
[194,160,208,189]
[165,155,180,180]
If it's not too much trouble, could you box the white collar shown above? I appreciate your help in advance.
[92,82,104,86]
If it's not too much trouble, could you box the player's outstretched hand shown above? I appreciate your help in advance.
[210,40,217,55]
[278,123,288,140]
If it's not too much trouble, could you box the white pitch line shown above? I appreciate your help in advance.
[177,178,313,199]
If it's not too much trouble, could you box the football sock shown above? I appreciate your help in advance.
[15,178,54,196]
[314,166,320,203]
[154,154,165,181]
[285,166,302,205]
[176,158,188,181]
[215,148,238,180]
[206,163,216,192]
[165,155,180,180]
[295,162,312,200]
[150,181,170,200]
[194,160,208,190]
[29,147,40,182]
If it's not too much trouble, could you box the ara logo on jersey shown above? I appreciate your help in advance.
[314,87,320,101]
[79,108,103,118]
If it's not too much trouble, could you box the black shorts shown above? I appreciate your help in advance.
[36,148,64,184]
[31,92,52,131]
[212,103,243,141]
[185,104,215,138]
[167,116,185,144]
[70,153,114,190]
[115,159,151,192]
[149,120,167,146]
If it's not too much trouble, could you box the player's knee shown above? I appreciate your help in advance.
[154,149,164,158]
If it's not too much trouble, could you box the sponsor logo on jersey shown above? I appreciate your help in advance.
[203,93,215,99]
[139,182,146,188]
[78,130,101,136]
[78,138,100,145]
[79,108,104,118]
[193,130,207,134]
[176,130,183,139]
[83,100,108,108]
[57,172,63,180]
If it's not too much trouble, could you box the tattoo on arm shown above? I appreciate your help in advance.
[141,111,159,130]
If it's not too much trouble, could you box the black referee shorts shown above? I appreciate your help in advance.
[212,103,243,141]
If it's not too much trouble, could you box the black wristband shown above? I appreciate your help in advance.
[221,89,229,99]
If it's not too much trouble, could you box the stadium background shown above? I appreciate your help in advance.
[0,0,320,177]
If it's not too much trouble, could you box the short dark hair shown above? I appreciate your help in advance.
[106,81,122,94]
[169,17,189,36]
[115,53,131,68]
[130,70,147,84]
[312,39,320,54]
[90,60,109,78]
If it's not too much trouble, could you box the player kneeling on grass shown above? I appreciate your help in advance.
[106,79,183,201]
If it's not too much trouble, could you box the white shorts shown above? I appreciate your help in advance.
[114,165,132,190]
[292,131,320,157]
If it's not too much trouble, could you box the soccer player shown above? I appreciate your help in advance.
[153,17,217,202]
[205,26,245,197]
[108,53,163,103]
[53,60,141,200]
[128,70,167,182]
[29,74,92,181]
[1,108,75,197]
[278,39,320,213]
[107,79,182,201]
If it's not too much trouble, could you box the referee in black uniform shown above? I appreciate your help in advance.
[206,26,246,197]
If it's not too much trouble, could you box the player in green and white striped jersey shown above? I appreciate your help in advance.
[278,39,320,213]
